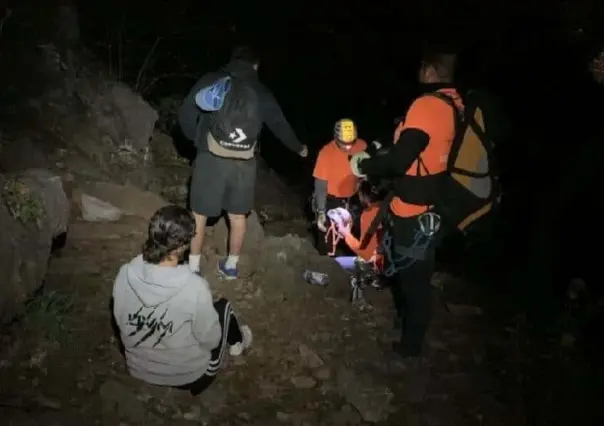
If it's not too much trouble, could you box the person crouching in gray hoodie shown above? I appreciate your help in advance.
[112,205,252,396]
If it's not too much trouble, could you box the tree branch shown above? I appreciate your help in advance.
[134,36,161,92]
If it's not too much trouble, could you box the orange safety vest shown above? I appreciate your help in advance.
[390,88,463,218]
[313,139,368,199]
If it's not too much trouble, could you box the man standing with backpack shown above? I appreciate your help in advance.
[349,52,498,360]
[178,46,308,279]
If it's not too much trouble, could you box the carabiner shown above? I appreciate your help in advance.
[417,211,441,237]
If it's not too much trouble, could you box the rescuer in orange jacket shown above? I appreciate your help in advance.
[337,180,384,266]
[328,179,387,303]
[313,119,367,256]
[349,53,461,360]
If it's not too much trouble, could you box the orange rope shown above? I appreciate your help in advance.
[324,221,343,256]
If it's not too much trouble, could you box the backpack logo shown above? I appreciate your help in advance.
[206,74,261,159]
[229,128,248,143]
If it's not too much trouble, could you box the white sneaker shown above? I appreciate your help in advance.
[229,325,253,356]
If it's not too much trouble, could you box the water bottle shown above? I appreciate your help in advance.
[303,270,329,286]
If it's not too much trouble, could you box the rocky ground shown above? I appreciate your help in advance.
[0,186,525,425]
[0,13,534,423]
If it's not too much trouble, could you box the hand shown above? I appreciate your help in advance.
[299,145,308,158]
[335,220,352,238]
[349,151,371,178]
[316,211,327,232]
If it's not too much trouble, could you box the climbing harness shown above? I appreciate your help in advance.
[381,211,441,278]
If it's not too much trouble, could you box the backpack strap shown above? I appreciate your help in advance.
[359,190,394,250]
[427,91,501,209]
[425,91,495,180]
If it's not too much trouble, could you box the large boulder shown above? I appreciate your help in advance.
[73,181,169,221]
[0,169,70,324]
[67,78,159,189]
[76,80,158,154]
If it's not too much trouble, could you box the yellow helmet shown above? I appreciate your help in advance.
[334,119,358,144]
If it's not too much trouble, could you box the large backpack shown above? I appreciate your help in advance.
[428,90,500,237]
[360,90,500,250]
[206,74,262,159]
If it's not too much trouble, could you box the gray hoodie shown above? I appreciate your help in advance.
[112,255,221,386]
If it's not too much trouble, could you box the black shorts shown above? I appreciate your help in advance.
[189,151,257,217]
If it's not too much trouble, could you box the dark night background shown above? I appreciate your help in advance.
[1,0,604,423]
[78,0,603,301]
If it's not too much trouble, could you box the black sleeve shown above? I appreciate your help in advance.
[258,86,304,153]
[358,128,430,177]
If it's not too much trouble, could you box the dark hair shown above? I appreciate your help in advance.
[230,45,260,65]
[142,205,195,264]
[422,52,457,81]
[358,180,388,204]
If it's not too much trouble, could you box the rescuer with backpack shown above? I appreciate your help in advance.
[178,46,308,279]
[349,52,499,360]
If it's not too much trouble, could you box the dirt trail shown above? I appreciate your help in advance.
[0,213,523,426]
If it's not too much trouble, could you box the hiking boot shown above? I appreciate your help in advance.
[229,325,253,356]
[217,259,238,280]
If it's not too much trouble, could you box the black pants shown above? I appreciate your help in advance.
[315,195,360,256]
[176,298,243,396]
[387,215,436,357]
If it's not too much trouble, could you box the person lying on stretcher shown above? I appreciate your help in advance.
[325,180,388,303]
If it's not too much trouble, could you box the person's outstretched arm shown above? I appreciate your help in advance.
[344,227,377,261]
[314,179,328,212]
[344,232,362,251]
[359,129,429,177]
[260,86,307,156]
[357,96,438,178]
[312,147,329,212]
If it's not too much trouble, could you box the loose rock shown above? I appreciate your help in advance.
[99,379,146,423]
[182,405,202,421]
[313,366,331,381]
[298,343,324,369]
[76,181,168,220]
[291,375,317,389]
[198,386,228,414]
[80,193,122,222]
[336,367,394,423]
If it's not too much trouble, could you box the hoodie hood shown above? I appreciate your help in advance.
[126,255,191,307]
